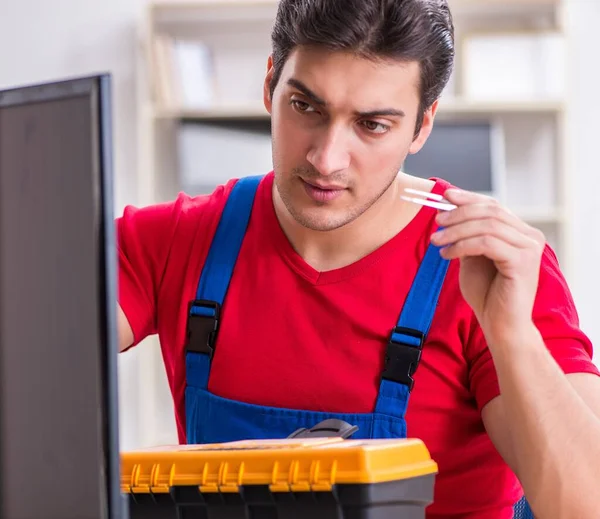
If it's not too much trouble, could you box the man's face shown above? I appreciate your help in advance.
[264,46,436,232]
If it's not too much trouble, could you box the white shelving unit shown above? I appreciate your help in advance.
[153,99,565,121]
[137,0,569,258]
[132,0,570,445]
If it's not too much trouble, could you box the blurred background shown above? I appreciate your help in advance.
[0,0,598,450]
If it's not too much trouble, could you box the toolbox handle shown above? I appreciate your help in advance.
[287,419,359,439]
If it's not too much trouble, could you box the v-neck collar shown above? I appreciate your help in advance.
[259,172,448,286]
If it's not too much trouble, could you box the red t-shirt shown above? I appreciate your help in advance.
[117,172,598,518]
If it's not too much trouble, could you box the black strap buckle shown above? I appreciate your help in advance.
[184,299,221,358]
[381,326,425,391]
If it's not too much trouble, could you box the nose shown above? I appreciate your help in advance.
[306,125,351,176]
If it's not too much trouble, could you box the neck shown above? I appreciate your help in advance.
[273,174,430,272]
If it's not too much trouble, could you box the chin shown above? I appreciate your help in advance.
[275,173,364,231]
[289,206,358,232]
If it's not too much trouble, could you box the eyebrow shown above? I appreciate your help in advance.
[287,78,327,106]
[286,78,406,119]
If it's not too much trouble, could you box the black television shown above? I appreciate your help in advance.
[0,75,124,519]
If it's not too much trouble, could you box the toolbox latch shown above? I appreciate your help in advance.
[287,419,359,439]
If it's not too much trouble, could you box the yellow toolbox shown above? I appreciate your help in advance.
[121,436,437,518]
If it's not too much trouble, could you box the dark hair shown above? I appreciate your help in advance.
[270,0,455,133]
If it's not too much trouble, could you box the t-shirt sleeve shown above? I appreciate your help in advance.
[467,244,600,411]
[116,199,181,347]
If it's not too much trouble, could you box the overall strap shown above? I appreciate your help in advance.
[375,240,450,417]
[185,175,263,390]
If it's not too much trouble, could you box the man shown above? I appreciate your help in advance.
[116,0,600,517]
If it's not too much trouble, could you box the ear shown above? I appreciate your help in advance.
[263,55,275,114]
[408,99,439,155]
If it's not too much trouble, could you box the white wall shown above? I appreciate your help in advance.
[0,0,160,450]
[0,0,597,453]
[0,0,144,210]
[565,0,600,361]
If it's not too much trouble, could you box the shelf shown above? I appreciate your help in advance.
[449,0,559,14]
[439,98,564,115]
[150,0,558,12]
[150,0,277,24]
[151,0,276,7]
[149,0,560,25]
[153,99,564,122]
[156,105,270,121]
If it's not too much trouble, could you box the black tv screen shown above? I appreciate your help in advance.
[0,75,123,519]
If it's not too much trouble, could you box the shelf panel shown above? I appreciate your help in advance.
[157,105,270,121]
[154,98,564,122]
[449,0,559,14]
[150,0,558,12]
[152,0,276,7]
[150,0,278,24]
[149,0,560,25]
[439,99,564,115]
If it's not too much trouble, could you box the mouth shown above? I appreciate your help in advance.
[301,178,346,203]
[302,179,346,191]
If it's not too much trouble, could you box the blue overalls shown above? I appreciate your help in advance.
[182,175,533,518]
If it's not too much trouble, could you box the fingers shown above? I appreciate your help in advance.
[435,189,546,244]
[430,189,546,261]
[437,234,521,262]
[439,190,526,231]
[431,218,536,250]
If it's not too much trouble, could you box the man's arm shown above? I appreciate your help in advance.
[482,334,600,518]
[115,195,188,353]
[430,188,600,518]
[117,303,134,352]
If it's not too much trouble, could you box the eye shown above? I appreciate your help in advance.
[290,99,316,113]
[360,120,390,134]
